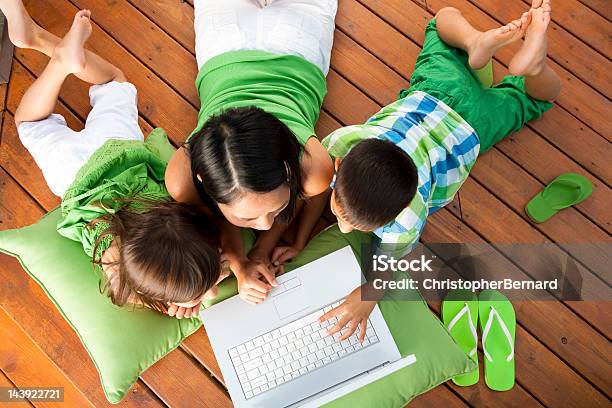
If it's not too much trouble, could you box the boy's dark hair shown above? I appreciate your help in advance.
[91,200,221,312]
[187,106,303,224]
[335,139,418,230]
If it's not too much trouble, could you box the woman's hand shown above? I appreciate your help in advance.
[319,286,376,342]
[232,256,278,305]
[167,300,203,319]
[270,245,303,269]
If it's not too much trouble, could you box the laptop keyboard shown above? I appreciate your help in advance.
[228,300,380,399]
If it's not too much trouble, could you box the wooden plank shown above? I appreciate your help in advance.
[0,116,59,209]
[0,82,7,112]
[139,349,231,408]
[181,330,224,383]
[494,129,611,234]
[0,256,168,408]
[315,110,343,139]
[446,354,546,408]
[519,0,611,59]
[448,175,612,335]
[467,0,612,96]
[408,385,469,408]
[0,369,34,408]
[470,150,611,288]
[577,0,612,21]
[21,0,197,144]
[331,29,408,107]
[71,0,199,106]
[1,65,60,210]
[0,166,44,227]
[0,306,95,408]
[128,0,195,51]
[526,108,611,187]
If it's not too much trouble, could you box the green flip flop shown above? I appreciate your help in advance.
[442,289,479,386]
[478,290,516,391]
[526,173,593,223]
[474,59,494,89]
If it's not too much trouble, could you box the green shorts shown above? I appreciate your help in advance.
[402,19,552,153]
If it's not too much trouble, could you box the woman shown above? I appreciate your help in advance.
[165,0,337,304]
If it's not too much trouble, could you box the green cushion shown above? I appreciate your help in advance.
[206,225,475,406]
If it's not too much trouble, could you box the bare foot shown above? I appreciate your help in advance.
[0,0,45,48]
[508,0,551,76]
[467,12,530,70]
[51,10,92,74]
[531,0,544,9]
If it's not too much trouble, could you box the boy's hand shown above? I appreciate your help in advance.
[233,257,277,305]
[167,301,202,319]
[319,286,376,343]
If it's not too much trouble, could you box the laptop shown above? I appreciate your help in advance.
[201,247,417,407]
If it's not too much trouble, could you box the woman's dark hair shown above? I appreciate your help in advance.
[91,200,221,312]
[187,106,303,224]
[335,139,418,230]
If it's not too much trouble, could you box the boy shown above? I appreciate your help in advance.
[319,2,560,340]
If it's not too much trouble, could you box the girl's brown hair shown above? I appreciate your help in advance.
[90,200,220,313]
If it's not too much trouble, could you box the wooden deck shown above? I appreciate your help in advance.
[0,0,610,406]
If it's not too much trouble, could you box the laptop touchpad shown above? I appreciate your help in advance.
[273,288,310,320]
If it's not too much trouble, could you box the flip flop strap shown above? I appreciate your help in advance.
[447,303,478,357]
[482,306,514,363]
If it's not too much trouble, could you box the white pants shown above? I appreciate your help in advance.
[194,0,338,75]
[17,81,144,198]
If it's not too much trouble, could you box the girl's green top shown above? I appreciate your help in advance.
[56,129,176,259]
[189,50,327,147]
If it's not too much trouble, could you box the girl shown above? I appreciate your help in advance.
[3,1,223,319]
[165,0,337,305]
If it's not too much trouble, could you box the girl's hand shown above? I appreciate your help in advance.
[270,245,302,269]
[233,257,277,305]
[319,286,376,342]
[167,300,203,319]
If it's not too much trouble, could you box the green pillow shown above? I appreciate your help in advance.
[206,225,475,406]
